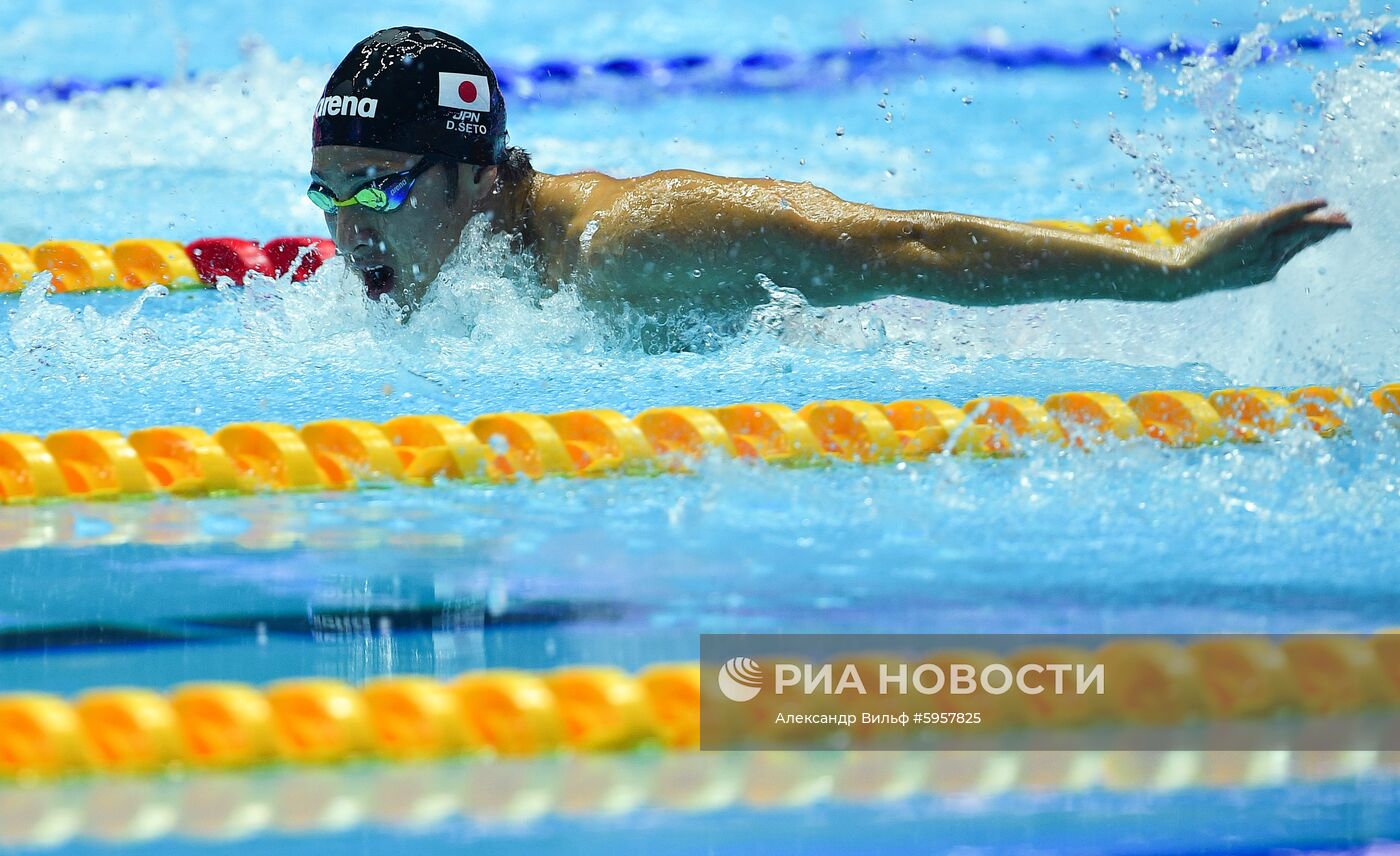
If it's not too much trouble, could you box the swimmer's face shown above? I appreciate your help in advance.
[310,145,496,307]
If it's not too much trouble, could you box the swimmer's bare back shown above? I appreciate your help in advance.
[521,169,1350,310]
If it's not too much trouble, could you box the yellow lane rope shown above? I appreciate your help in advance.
[2,633,1397,780]
[2,384,1396,506]
[1,747,1393,849]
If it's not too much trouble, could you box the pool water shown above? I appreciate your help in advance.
[1,0,1399,852]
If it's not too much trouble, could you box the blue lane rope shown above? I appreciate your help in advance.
[1,27,1392,107]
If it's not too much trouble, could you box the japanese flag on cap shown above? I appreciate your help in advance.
[438,72,491,111]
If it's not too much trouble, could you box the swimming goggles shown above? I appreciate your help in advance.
[307,157,439,214]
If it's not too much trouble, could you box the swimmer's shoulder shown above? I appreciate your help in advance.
[533,169,723,200]
[528,171,622,242]
[528,168,818,248]
[537,168,797,209]
[528,169,699,231]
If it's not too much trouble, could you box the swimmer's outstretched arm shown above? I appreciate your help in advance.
[869,199,1352,306]
[561,172,1350,307]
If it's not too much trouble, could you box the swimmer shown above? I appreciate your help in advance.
[311,27,1350,322]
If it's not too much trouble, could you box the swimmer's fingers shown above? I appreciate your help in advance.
[1295,210,1351,229]
[1274,212,1352,252]
[1255,216,1348,279]
[1188,202,1349,285]
[1261,211,1350,269]
[1267,210,1351,243]
[1202,200,1330,244]
[1257,199,1330,228]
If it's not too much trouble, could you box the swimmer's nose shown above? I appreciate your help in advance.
[333,210,382,263]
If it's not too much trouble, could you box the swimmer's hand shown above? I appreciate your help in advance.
[1175,199,1351,292]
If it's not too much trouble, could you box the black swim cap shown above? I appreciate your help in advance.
[313,27,507,165]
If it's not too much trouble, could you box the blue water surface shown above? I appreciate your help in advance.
[1,0,1398,853]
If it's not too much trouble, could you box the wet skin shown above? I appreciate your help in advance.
[311,146,1351,313]
[527,172,1352,313]
[310,145,499,307]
